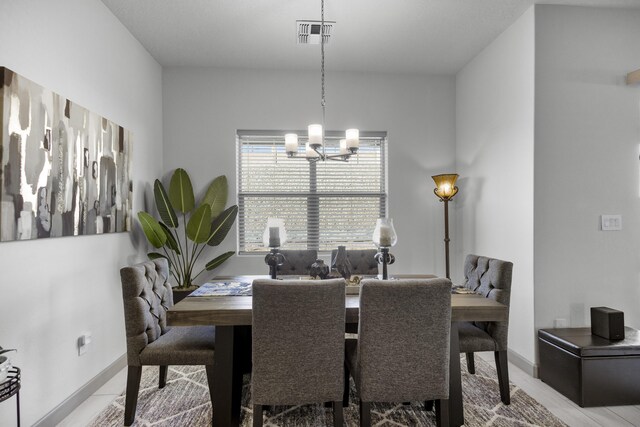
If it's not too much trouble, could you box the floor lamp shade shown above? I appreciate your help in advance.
[432,174,459,201]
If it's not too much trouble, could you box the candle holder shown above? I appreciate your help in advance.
[375,247,396,280]
[262,218,288,279]
[372,218,397,279]
[264,248,286,279]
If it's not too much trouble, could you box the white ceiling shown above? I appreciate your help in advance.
[101,0,640,74]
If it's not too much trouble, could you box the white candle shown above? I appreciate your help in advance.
[269,226,280,247]
[379,224,392,247]
[308,124,323,148]
[285,133,298,153]
[346,128,359,150]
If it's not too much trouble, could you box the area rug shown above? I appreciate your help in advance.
[89,356,566,426]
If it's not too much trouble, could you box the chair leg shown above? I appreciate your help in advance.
[359,400,371,427]
[495,350,510,405]
[424,400,434,411]
[204,364,215,410]
[124,366,142,426]
[333,401,344,426]
[466,352,475,374]
[159,365,168,388]
[253,404,263,427]
[435,399,449,427]
[343,364,350,407]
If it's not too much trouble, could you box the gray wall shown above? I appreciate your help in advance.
[0,0,163,424]
[534,6,640,333]
[162,67,456,278]
[455,8,535,363]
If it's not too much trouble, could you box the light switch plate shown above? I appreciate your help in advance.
[601,214,622,231]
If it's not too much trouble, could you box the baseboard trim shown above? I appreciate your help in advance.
[508,348,538,378]
[33,353,127,427]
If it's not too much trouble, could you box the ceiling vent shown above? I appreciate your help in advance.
[297,20,335,45]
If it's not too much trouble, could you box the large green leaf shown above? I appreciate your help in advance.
[205,251,235,271]
[147,252,167,260]
[159,222,181,255]
[201,175,228,219]
[154,180,178,228]
[138,211,167,248]
[207,205,238,246]
[168,168,195,213]
[186,204,212,243]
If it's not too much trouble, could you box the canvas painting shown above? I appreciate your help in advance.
[0,67,132,241]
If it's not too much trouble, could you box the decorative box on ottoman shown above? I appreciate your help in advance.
[538,327,640,407]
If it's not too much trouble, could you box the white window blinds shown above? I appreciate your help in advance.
[237,130,388,253]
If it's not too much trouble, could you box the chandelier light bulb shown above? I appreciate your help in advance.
[285,133,299,154]
[305,142,320,158]
[339,139,348,155]
[308,124,323,149]
[346,128,359,151]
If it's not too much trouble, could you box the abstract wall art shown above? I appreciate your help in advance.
[0,67,132,242]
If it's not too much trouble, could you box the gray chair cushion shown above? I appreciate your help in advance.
[331,249,379,275]
[460,254,513,351]
[458,322,497,353]
[140,325,215,366]
[252,279,346,405]
[277,250,318,275]
[347,278,452,402]
[120,259,215,367]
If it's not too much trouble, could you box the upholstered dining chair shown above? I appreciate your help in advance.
[330,249,379,275]
[459,254,514,405]
[120,259,215,426]
[252,278,346,427]
[276,249,318,275]
[345,278,452,427]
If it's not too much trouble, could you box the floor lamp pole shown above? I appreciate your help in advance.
[444,199,450,279]
[431,173,459,281]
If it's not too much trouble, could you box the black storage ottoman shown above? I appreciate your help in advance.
[538,327,640,407]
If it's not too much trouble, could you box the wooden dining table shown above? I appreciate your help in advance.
[167,275,508,427]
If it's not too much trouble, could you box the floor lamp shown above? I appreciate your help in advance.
[432,174,459,279]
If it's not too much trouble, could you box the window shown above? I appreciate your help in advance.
[237,130,388,253]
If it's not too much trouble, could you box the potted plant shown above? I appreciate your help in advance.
[0,347,16,383]
[138,168,238,302]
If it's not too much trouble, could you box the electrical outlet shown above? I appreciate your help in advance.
[77,333,92,356]
[554,318,568,328]
[601,214,622,231]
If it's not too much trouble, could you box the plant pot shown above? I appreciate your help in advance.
[172,286,198,304]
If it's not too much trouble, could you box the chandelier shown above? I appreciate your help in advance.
[285,0,359,163]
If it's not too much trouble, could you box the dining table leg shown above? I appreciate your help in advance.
[448,321,464,427]
[212,325,245,427]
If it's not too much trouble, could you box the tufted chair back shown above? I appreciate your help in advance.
[356,278,451,402]
[277,250,318,275]
[120,259,174,366]
[331,249,379,275]
[463,254,513,350]
[252,278,346,405]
